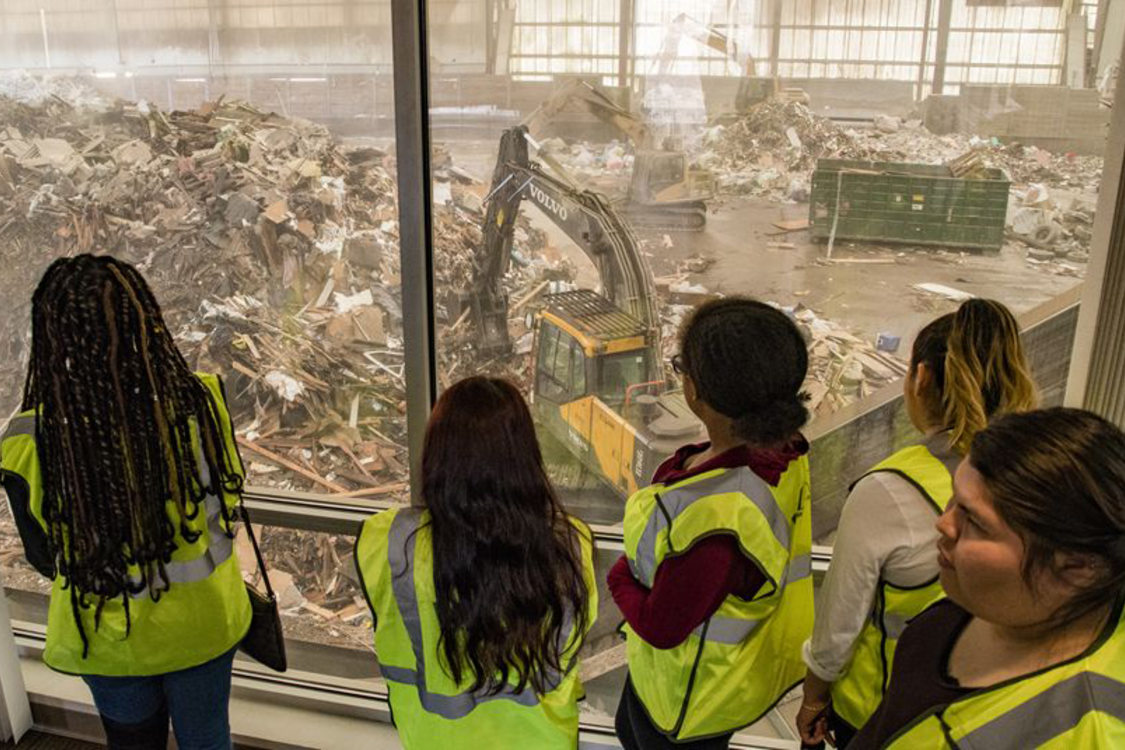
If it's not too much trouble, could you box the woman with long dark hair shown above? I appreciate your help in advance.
[610,297,813,749]
[355,376,595,748]
[850,408,1125,748]
[0,255,252,748]
[798,299,1037,748]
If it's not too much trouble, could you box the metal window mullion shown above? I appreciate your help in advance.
[391,0,437,505]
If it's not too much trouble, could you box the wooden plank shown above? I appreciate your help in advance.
[772,218,810,232]
[579,642,628,682]
[237,437,348,493]
[332,482,410,498]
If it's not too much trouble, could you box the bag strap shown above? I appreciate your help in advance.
[238,501,277,601]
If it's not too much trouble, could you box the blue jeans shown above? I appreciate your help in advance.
[82,647,237,750]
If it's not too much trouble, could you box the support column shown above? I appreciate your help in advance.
[769,0,782,78]
[932,0,953,94]
[391,0,438,500]
[916,0,934,99]
[207,0,222,72]
[1067,36,1125,427]
[618,0,635,91]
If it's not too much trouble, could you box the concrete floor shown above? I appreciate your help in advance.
[646,198,1083,356]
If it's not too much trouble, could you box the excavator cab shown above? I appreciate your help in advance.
[531,291,702,495]
[533,291,657,410]
[631,150,716,205]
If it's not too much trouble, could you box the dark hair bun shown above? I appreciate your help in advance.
[732,393,810,444]
[680,297,810,445]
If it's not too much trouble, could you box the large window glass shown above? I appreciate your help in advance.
[0,0,1117,746]
[0,0,401,692]
[428,0,1112,737]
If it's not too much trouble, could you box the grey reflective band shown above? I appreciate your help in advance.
[127,493,232,599]
[691,554,814,645]
[384,508,572,719]
[1,413,233,597]
[956,672,1125,749]
[695,616,761,645]
[633,468,790,588]
[881,612,910,641]
[784,554,812,586]
[1,415,35,442]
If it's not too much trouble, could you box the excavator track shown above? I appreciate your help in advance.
[622,204,708,233]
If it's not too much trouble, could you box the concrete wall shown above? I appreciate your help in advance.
[0,0,486,72]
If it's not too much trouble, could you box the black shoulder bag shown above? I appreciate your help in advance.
[238,503,288,672]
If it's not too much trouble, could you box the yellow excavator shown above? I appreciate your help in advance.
[468,126,703,496]
[522,78,713,231]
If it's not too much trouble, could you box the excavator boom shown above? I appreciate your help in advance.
[469,126,660,357]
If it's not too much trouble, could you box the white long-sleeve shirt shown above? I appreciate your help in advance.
[803,432,960,682]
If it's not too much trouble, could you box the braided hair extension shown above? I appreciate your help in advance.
[22,255,243,656]
[679,297,810,445]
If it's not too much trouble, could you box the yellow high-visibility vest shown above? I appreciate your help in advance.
[0,373,251,676]
[623,457,813,741]
[831,444,953,730]
[355,506,597,749]
[884,599,1125,749]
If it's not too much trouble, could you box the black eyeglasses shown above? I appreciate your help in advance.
[670,354,685,374]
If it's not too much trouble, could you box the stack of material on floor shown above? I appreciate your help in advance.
[794,304,910,417]
[0,75,561,499]
[700,100,1101,203]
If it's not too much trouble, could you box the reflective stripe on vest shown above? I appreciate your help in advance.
[690,553,813,645]
[3,414,234,599]
[880,611,911,641]
[956,672,1125,749]
[384,508,574,719]
[631,468,789,588]
[128,493,232,598]
[2,414,35,442]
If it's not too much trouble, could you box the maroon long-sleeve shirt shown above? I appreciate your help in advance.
[608,438,808,649]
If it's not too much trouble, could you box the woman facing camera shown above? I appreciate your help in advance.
[852,408,1125,748]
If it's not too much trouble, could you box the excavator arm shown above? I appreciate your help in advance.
[517,79,712,230]
[469,126,660,356]
[522,78,653,148]
[654,13,777,111]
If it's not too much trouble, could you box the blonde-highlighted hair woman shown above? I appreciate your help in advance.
[798,298,1037,747]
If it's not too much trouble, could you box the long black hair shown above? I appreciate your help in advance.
[420,376,590,695]
[22,254,243,655]
[970,408,1125,627]
[679,297,809,445]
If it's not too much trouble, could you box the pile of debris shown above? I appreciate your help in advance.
[0,76,557,501]
[655,268,908,417]
[793,305,910,414]
[702,100,868,199]
[702,100,1103,203]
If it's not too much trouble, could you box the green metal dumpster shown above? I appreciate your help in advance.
[809,159,1010,251]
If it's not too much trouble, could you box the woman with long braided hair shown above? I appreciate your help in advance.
[0,254,252,749]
